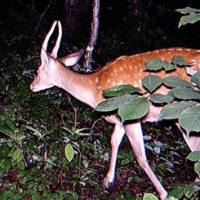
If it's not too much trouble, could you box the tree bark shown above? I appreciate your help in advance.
[83,0,100,71]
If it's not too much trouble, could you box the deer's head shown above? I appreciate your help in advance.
[30,20,83,92]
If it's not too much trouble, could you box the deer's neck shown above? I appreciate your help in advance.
[55,65,100,108]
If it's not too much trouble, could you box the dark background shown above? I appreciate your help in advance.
[1,0,200,65]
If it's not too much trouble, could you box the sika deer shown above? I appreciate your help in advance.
[30,20,200,199]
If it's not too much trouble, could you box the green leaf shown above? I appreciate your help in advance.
[170,186,184,199]
[165,197,178,200]
[143,193,159,200]
[142,74,163,93]
[145,59,176,72]
[95,94,139,112]
[179,106,200,132]
[163,76,192,88]
[65,190,79,200]
[178,13,200,28]
[0,126,13,137]
[145,59,166,71]
[159,101,197,120]
[5,120,16,132]
[184,185,196,198]
[171,56,189,66]
[150,93,174,104]
[82,160,89,168]
[65,144,75,162]
[192,71,200,87]
[176,7,200,15]
[163,63,176,72]
[187,151,200,162]
[173,87,200,100]
[103,84,140,97]
[194,161,200,176]
[118,97,149,122]
[11,148,23,163]
[25,126,43,139]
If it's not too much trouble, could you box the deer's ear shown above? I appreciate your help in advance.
[41,48,49,65]
[60,50,84,66]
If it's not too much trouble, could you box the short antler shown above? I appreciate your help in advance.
[42,21,57,52]
[51,21,62,58]
[41,20,62,58]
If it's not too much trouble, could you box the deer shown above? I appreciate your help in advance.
[30,20,200,199]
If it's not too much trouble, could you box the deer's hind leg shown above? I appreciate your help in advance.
[125,122,167,200]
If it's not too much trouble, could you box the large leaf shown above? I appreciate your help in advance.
[178,13,200,28]
[142,74,163,93]
[163,63,176,72]
[179,106,200,132]
[171,56,189,66]
[65,144,75,162]
[145,58,176,72]
[159,101,197,120]
[194,161,200,177]
[176,7,200,15]
[187,151,200,162]
[170,186,184,199]
[143,193,158,200]
[95,94,139,112]
[103,84,140,97]
[118,96,149,122]
[192,71,200,87]
[150,93,174,104]
[172,87,200,100]
[163,76,192,88]
[145,59,165,71]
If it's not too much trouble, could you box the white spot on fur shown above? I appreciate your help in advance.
[112,82,116,86]
[95,77,99,84]
[113,69,118,73]
[119,67,123,72]
[160,57,165,60]
[128,65,133,70]
[106,79,111,83]
[117,80,124,85]
[142,57,146,62]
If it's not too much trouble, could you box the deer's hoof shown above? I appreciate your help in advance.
[102,176,114,188]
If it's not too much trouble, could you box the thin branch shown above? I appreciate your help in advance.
[37,0,56,29]
[83,0,100,72]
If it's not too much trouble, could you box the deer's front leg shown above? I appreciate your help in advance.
[103,116,125,187]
